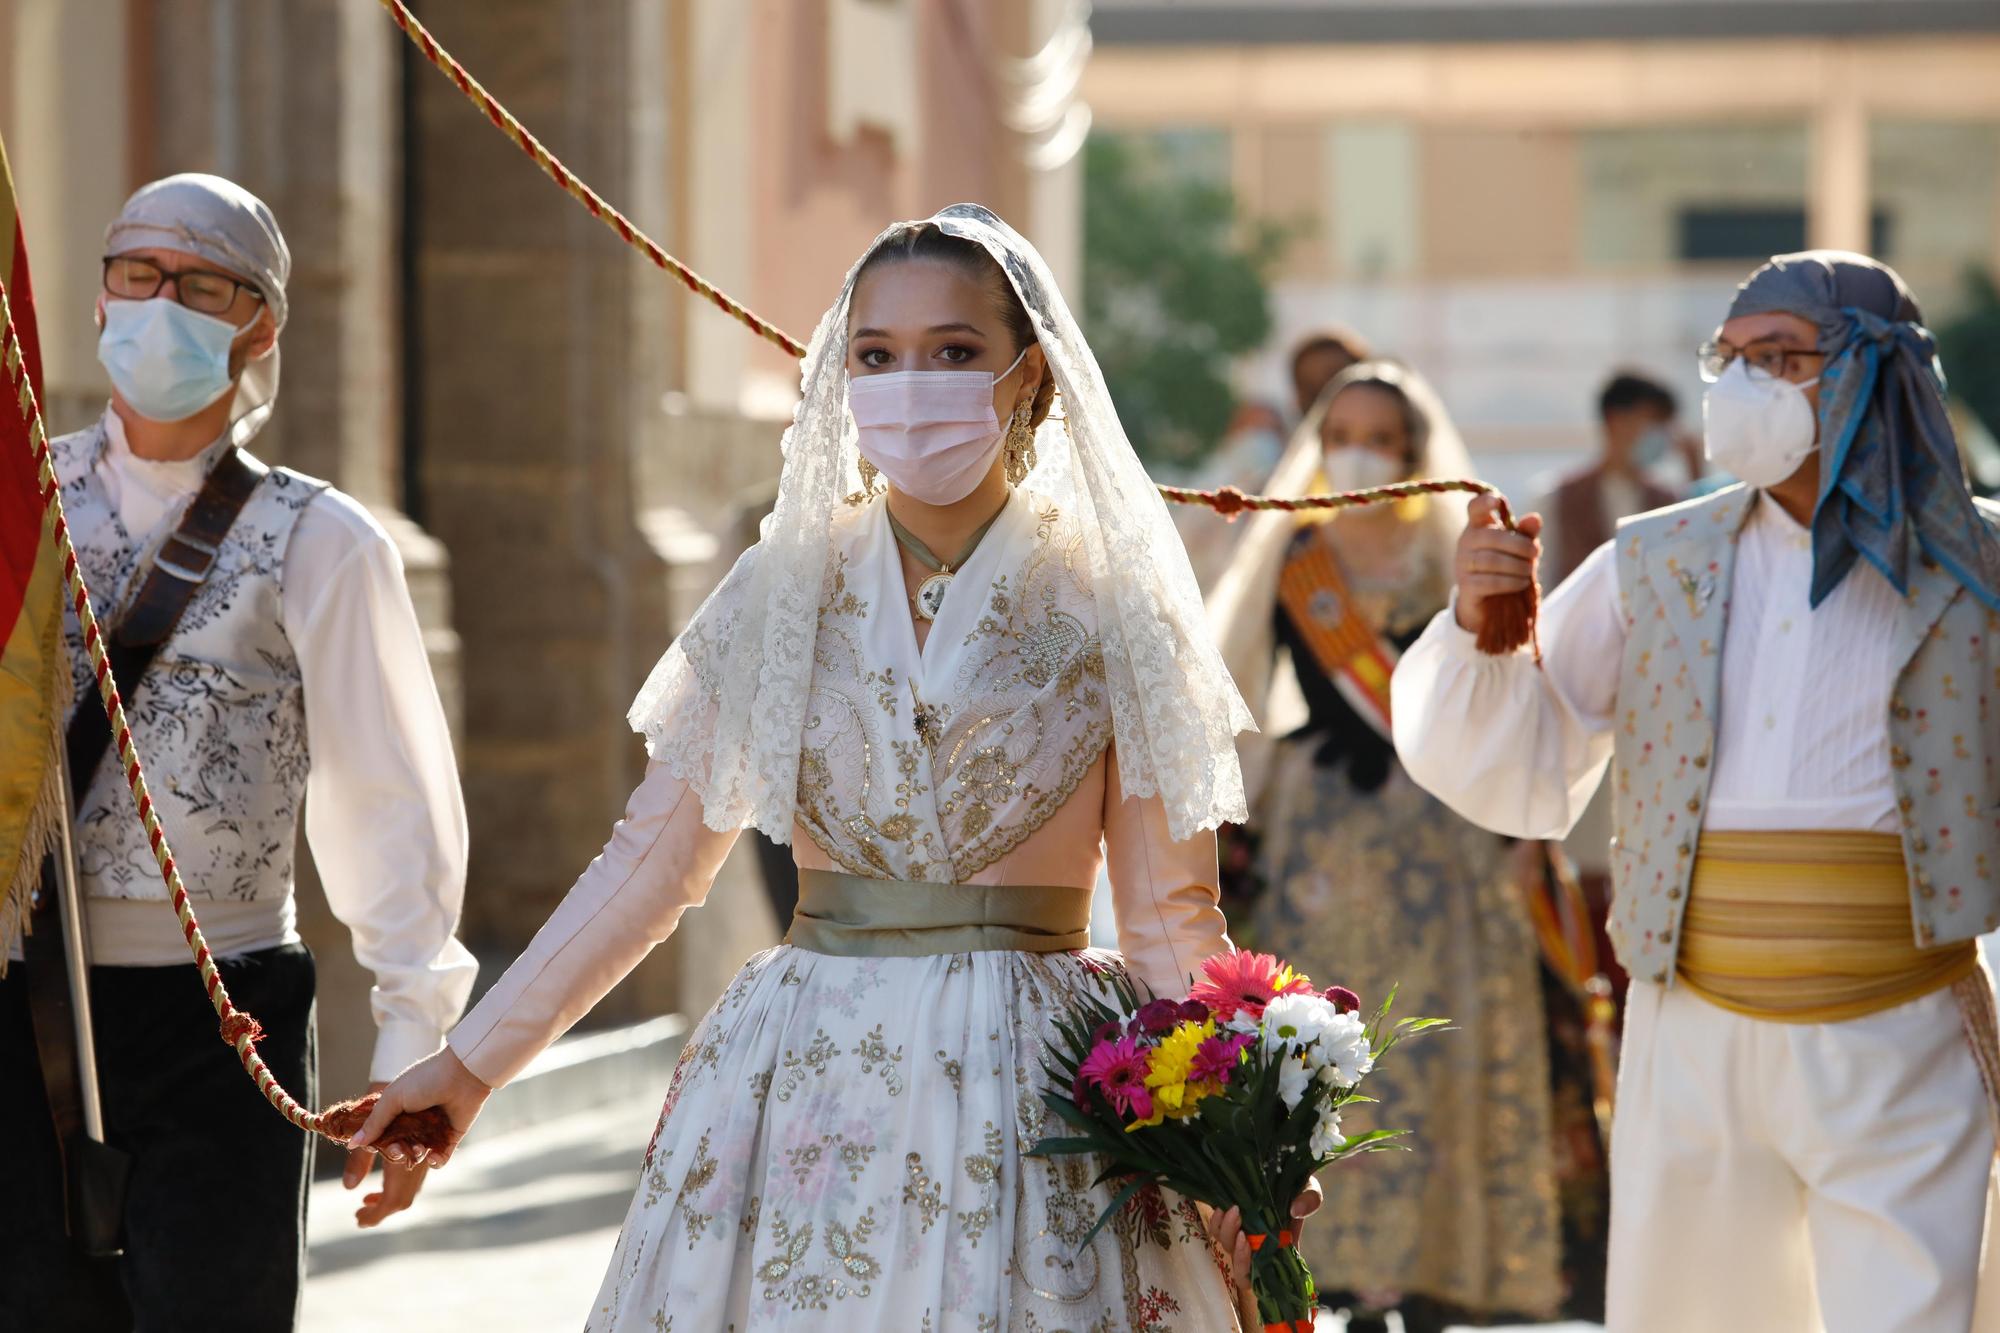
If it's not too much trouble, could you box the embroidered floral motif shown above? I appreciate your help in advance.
[955,1122,1006,1246]
[903,1153,946,1234]
[675,1133,721,1248]
[953,747,1020,840]
[851,1023,906,1096]
[775,1030,839,1103]
[756,1208,883,1310]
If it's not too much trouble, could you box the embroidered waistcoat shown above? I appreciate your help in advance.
[53,422,327,903]
[1607,485,2000,984]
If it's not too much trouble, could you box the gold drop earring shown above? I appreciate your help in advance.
[846,456,886,506]
[1003,397,1037,486]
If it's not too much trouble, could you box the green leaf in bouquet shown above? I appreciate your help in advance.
[1196,1132,1267,1211]
[1041,1091,1111,1135]
[1327,1127,1409,1160]
[1209,1096,1254,1143]
[1078,1172,1163,1252]
[1041,1056,1087,1092]
[1028,1135,1108,1161]
[1364,982,1401,1045]
[1373,1014,1451,1061]
[1051,1017,1096,1058]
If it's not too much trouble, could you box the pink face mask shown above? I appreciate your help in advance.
[849,347,1030,505]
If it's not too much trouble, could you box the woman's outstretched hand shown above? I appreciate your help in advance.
[1204,1178,1325,1327]
[349,1044,492,1173]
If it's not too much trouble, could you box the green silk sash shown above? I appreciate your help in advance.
[784,869,1092,958]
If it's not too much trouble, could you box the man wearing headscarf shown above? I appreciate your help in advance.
[1389,251,2000,1331]
[0,174,476,1328]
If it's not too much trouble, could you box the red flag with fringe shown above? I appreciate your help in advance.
[0,130,61,955]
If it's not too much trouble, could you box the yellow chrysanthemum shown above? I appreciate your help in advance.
[1123,1018,1217,1129]
[1166,1078,1224,1119]
[1146,1019,1211,1090]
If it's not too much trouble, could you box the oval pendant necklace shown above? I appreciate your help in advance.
[886,497,1008,622]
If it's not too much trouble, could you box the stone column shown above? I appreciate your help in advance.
[407,0,679,1024]
[134,0,461,1105]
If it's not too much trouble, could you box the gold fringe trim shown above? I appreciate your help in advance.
[1951,966,2000,1156]
[0,623,70,977]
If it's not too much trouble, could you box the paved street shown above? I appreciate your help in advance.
[303,1094,661,1331]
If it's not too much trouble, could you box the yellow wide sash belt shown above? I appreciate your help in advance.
[1677,830,1979,1024]
[783,869,1093,959]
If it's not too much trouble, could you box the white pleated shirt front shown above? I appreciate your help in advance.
[1392,492,1907,841]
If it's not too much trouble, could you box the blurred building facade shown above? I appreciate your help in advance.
[0,0,1085,1097]
[1086,0,2000,499]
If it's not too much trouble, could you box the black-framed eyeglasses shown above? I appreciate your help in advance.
[102,256,264,318]
[1697,339,1826,384]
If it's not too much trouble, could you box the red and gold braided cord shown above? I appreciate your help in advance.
[1157,478,1513,520]
[1,279,447,1151]
[378,0,805,360]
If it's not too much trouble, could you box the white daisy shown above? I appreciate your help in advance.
[1276,1055,1312,1111]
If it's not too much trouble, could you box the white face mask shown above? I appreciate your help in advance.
[849,348,1029,505]
[1321,445,1405,493]
[1703,359,1819,490]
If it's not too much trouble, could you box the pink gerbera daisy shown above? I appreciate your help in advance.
[1187,951,1314,1021]
[1078,1034,1156,1121]
[1189,1030,1254,1085]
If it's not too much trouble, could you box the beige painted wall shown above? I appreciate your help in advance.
[1421,126,1579,280]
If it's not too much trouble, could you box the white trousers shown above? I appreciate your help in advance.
[1606,981,1998,1333]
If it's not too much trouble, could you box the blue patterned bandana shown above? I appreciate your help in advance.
[1726,250,2000,612]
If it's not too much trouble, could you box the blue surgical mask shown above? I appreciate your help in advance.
[97,298,251,422]
[1633,424,1673,469]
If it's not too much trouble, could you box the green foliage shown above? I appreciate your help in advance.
[1082,133,1293,472]
[1938,266,2000,452]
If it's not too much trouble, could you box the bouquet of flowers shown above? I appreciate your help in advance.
[1030,952,1442,1332]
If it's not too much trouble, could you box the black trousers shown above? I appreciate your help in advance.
[0,943,317,1332]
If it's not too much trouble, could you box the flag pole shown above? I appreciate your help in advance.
[49,746,104,1145]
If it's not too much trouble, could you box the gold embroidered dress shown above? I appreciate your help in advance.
[446,493,1242,1331]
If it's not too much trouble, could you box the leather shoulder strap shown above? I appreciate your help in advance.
[116,447,270,646]
[64,447,271,808]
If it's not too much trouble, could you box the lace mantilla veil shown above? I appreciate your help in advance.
[628,204,1254,846]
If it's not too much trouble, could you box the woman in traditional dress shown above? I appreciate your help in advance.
[355,206,1278,1330]
[1209,363,1565,1332]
